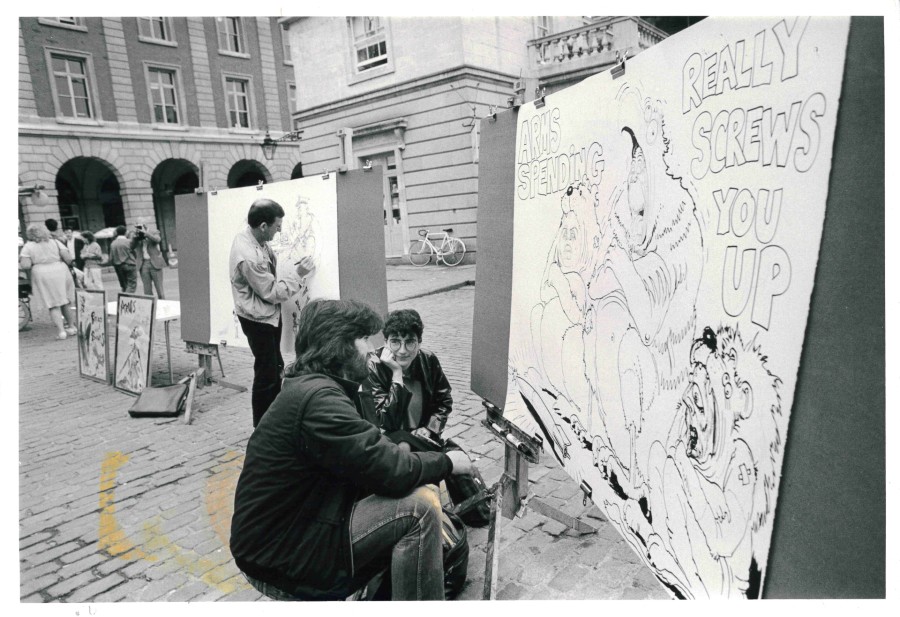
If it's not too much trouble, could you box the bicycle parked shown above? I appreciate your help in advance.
[407,228,466,267]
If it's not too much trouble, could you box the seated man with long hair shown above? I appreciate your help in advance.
[230,299,472,601]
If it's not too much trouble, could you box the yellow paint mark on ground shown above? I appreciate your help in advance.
[98,451,157,561]
[204,452,243,548]
[97,450,251,594]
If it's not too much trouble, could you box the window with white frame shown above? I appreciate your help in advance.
[288,83,297,113]
[217,17,245,54]
[49,17,83,26]
[536,16,552,38]
[50,53,94,119]
[281,23,292,64]
[147,67,181,124]
[39,17,87,31]
[349,17,388,73]
[138,17,173,42]
[225,76,251,128]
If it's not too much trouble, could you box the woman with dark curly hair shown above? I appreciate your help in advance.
[19,222,77,340]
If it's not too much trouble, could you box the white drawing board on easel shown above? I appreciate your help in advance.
[489,16,850,599]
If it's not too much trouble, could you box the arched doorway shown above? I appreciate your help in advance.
[227,160,271,188]
[55,157,126,232]
[151,159,200,257]
[290,162,303,179]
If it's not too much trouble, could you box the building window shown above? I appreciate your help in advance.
[349,17,388,73]
[536,16,552,38]
[288,83,297,113]
[217,17,245,54]
[39,17,87,31]
[281,23,292,64]
[50,53,94,119]
[147,67,181,124]
[138,17,173,42]
[225,77,251,128]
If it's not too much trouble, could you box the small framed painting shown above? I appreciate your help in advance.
[113,293,156,396]
[75,289,109,383]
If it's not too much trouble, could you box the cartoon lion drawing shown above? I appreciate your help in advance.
[621,325,783,598]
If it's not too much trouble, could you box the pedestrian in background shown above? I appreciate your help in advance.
[109,225,137,293]
[44,218,65,243]
[19,223,77,340]
[130,217,166,298]
[229,198,314,427]
[79,231,105,291]
[64,227,85,271]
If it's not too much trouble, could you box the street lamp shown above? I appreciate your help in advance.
[260,129,303,161]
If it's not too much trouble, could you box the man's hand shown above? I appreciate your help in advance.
[379,347,404,382]
[445,450,473,475]
[295,255,315,278]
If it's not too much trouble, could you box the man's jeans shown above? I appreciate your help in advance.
[114,264,137,293]
[238,315,284,427]
[244,486,445,601]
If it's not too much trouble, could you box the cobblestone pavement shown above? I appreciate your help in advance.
[17,264,667,602]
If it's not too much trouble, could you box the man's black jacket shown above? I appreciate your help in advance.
[363,347,452,434]
[229,372,453,599]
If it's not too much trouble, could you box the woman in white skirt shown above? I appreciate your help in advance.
[79,230,105,291]
[19,223,77,340]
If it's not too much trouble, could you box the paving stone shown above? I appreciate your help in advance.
[67,573,127,602]
[497,581,528,600]
[541,520,568,536]
[548,563,589,592]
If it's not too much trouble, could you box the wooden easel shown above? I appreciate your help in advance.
[476,402,597,599]
[184,341,247,394]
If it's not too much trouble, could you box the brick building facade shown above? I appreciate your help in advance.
[18,17,298,258]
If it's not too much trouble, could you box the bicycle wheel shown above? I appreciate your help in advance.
[18,300,31,331]
[440,237,466,266]
[408,240,432,266]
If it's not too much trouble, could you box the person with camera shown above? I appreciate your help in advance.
[130,217,166,298]
[229,199,314,427]
[230,299,473,601]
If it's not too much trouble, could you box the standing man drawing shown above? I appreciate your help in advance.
[131,217,167,298]
[230,198,314,427]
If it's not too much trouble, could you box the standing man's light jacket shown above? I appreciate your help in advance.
[229,226,302,326]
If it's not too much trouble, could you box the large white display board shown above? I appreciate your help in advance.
[207,176,340,354]
[503,16,850,598]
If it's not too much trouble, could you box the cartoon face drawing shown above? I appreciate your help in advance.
[558,211,585,272]
[622,126,651,247]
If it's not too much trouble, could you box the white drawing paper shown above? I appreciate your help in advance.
[207,176,341,354]
[502,16,850,598]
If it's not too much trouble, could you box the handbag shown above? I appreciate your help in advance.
[384,431,491,527]
[128,383,189,418]
[440,507,470,599]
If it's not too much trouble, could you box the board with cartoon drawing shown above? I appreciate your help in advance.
[502,16,850,598]
[206,176,341,354]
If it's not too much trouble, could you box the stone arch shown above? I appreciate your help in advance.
[54,156,127,232]
[290,162,304,179]
[150,158,201,255]
[227,159,272,188]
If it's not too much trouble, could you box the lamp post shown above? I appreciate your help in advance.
[260,129,303,161]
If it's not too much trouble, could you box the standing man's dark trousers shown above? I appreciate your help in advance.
[140,263,165,299]
[114,264,138,293]
[238,315,284,427]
